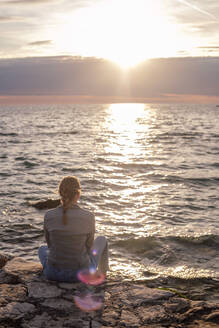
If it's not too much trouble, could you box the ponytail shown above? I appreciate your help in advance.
[58,176,81,225]
[61,194,77,225]
[62,198,68,225]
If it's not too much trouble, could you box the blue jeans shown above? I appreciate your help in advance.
[38,236,109,282]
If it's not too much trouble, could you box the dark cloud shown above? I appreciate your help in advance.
[27,40,53,46]
[0,56,218,98]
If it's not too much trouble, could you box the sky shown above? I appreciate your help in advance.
[0,0,219,103]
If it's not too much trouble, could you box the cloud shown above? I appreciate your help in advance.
[176,0,216,19]
[1,0,58,4]
[0,56,218,102]
[0,15,25,22]
[27,40,53,46]
[196,46,219,54]
[0,16,13,21]
[197,46,219,49]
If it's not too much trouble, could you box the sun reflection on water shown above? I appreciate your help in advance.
[101,103,162,230]
[105,103,149,158]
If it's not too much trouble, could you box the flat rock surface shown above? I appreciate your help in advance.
[28,282,62,298]
[0,255,218,328]
[4,257,42,276]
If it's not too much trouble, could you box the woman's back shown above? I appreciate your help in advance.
[44,205,95,270]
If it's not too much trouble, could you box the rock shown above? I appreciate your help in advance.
[102,310,119,325]
[164,297,190,313]
[0,254,9,269]
[0,270,20,284]
[21,312,52,328]
[27,282,62,298]
[115,284,174,306]
[120,310,140,327]
[137,305,170,324]
[42,298,75,310]
[0,302,36,320]
[205,311,219,323]
[91,321,103,328]
[3,257,42,282]
[22,315,90,328]
[186,320,219,327]
[0,284,27,306]
[1,255,219,328]
[30,199,60,209]
[58,282,82,290]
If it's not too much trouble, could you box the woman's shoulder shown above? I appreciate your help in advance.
[44,206,62,220]
[75,206,95,221]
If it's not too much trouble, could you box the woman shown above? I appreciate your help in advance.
[38,176,109,282]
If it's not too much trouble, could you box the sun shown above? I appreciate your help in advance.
[55,0,189,68]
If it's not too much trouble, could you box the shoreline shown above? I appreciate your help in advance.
[0,254,219,327]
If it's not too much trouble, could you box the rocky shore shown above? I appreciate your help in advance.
[0,254,218,328]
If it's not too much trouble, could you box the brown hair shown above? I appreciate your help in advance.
[58,176,81,225]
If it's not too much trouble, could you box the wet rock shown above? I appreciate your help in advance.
[30,199,60,209]
[28,282,62,298]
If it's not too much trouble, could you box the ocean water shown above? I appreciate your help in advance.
[0,103,219,300]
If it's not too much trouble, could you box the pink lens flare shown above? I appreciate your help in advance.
[92,249,97,256]
[73,293,103,312]
[77,269,105,285]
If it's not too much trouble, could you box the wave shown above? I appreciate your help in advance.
[36,130,79,136]
[0,132,18,137]
[113,234,219,255]
[0,172,11,177]
[211,162,219,168]
[114,236,161,254]
[148,174,219,187]
[62,131,79,135]
[23,160,39,168]
[62,167,87,173]
[169,234,219,247]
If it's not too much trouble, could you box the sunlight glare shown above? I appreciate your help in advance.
[55,0,190,68]
[109,103,145,124]
[105,103,146,158]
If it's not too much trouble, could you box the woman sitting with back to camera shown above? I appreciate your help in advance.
[38,176,109,282]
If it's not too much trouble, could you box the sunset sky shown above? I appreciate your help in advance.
[0,0,219,103]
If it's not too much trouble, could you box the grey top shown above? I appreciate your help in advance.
[44,204,95,270]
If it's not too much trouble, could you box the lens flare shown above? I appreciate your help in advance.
[92,249,97,256]
[77,268,105,285]
[74,293,103,312]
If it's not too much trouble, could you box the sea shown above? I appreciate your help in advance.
[0,103,218,301]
